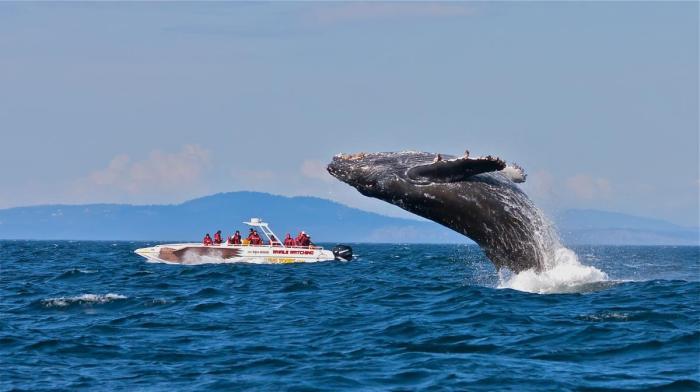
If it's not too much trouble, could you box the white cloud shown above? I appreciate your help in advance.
[300,159,334,182]
[565,174,612,200]
[84,144,211,195]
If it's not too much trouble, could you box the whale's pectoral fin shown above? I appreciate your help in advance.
[407,156,506,183]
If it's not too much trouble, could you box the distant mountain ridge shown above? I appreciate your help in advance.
[0,192,697,245]
[0,192,466,243]
[557,209,699,246]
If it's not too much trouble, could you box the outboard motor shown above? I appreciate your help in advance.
[332,245,353,261]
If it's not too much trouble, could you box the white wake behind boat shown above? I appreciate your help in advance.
[134,218,353,264]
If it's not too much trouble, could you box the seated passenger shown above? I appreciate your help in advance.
[299,233,311,247]
[269,235,280,246]
[213,230,223,245]
[283,233,295,247]
[232,230,242,245]
[203,233,213,246]
[249,230,262,245]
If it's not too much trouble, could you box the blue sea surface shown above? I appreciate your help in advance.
[1,241,699,391]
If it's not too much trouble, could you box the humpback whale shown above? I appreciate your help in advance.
[327,151,559,273]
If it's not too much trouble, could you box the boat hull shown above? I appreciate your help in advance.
[134,243,337,264]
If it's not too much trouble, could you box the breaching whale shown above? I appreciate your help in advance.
[327,151,558,273]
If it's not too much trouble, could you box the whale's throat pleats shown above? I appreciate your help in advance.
[407,157,506,183]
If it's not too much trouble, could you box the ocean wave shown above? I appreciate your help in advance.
[41,293,127,308]
[53,268,98,280]
[4,241,698,391]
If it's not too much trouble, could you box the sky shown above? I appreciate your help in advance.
[1,2,698,226]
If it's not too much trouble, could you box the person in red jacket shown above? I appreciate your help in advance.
[299,232,311,247]
[283,233,295,247]
[248,230,262,245]
[203,233,213,246]
[213,230,223,245]
[232,230,242,245]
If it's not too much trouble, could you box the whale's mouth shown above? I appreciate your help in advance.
[327,153,375,186]
[326,154,352,182]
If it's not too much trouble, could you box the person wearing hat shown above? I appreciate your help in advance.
[283,233,295,246]
[297,231,311,247]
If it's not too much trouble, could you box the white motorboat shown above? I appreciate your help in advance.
[134,218,353,264]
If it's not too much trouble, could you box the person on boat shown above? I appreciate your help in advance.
[248,229,262,245]
[213,230,223,245]
[283,233,295,246]
[269,234,280,246]
[203,233,213,246]
[232,230,242,245]
[297,231,311,247]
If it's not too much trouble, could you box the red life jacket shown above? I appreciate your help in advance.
[203,236,213,245]
[214,233,222,244]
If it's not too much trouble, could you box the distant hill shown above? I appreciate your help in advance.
[557,209,699,245]
[0,192,696,245]
[0,192,466,243]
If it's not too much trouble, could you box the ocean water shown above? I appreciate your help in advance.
[1,241,698,391]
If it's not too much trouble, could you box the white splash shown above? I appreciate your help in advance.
[498,247,608,294]
[42,293,127,307]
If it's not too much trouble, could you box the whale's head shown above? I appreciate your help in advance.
[327,151,433,197]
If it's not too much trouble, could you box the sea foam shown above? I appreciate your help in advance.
[498,247,609,294]
[42,293,127,307]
